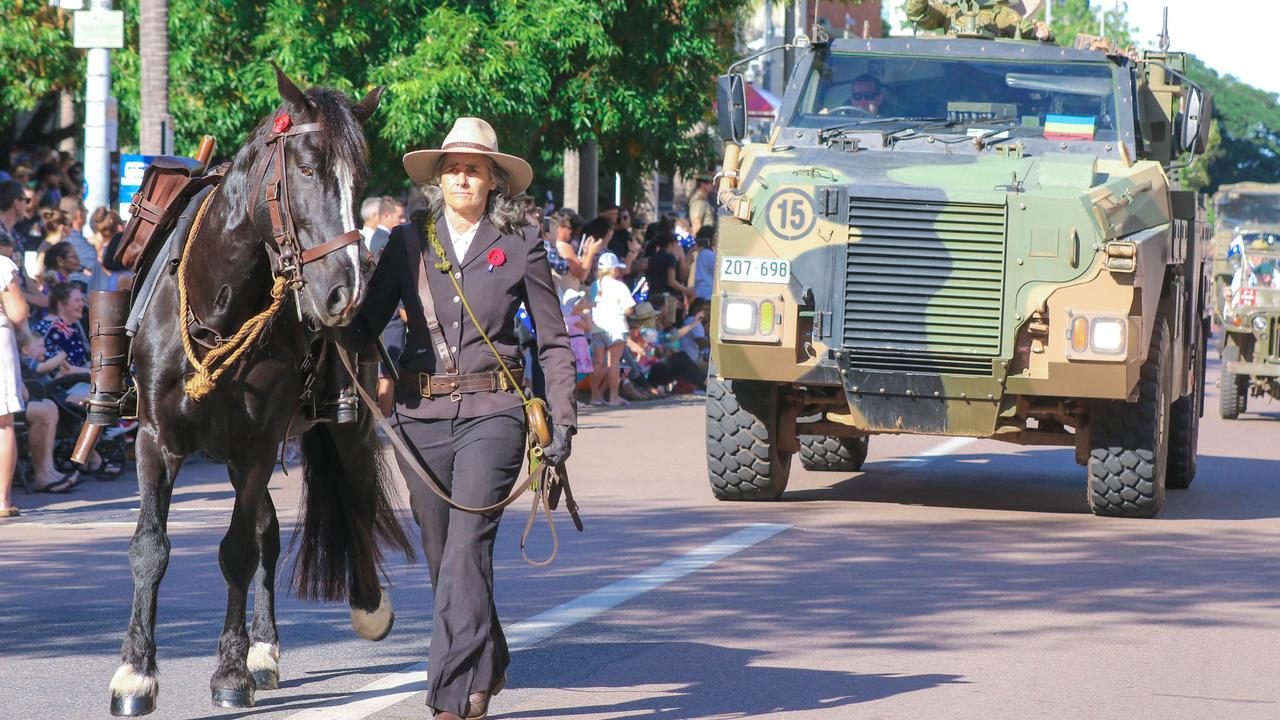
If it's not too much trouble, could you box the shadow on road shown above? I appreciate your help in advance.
[504,640,965,718]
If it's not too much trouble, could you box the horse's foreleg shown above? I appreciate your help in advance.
[210,449,273,709]
[110,427,182,717]
[247,490,281,691]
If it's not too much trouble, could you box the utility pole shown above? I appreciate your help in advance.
[82,0,116,214]
[139,0,170,155]
[763,0,773,94]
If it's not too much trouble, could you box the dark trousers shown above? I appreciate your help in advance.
[394,407,526,716]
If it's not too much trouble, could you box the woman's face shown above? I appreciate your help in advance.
[60,288,85,321]
[438,153,493,220]
[58,249,81,273]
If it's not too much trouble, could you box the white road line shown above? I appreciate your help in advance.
[892,436,977,468]
[284,522,791,720]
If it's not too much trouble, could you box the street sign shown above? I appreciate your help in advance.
[118,154,155,221]
[72,9,125,49]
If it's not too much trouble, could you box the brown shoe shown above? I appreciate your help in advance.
[463,673,507,720]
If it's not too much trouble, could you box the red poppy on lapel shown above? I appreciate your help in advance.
[273,114,292,134]
[486,247,506,272]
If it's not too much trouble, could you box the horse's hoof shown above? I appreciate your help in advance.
[109,694,156,717]
[211,687,255,708]
[351,586,394,641]
[251,669,279,691]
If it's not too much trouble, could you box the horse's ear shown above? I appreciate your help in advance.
[271,61,309,109]
[352,86,386,125]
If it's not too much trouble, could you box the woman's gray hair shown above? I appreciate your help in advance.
[419,157,527,236]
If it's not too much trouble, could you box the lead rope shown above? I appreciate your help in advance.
[177,186,291,400]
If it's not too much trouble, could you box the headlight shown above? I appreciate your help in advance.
[1252,315,1269,333]
[1065,311,1128,361]
[1090,318,1127,354]
[718,295,783,344]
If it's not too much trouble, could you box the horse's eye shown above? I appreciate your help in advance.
[299,165,315,178]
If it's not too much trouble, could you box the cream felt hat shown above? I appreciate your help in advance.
[402,117,534,195]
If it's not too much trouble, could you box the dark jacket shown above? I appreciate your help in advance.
[352,214,577,428]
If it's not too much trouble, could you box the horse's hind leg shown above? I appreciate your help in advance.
[210,447,274,709]
[247,490,281,691]
[110,427,183,717]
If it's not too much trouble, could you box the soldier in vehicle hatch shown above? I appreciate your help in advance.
[906,0,1054,41]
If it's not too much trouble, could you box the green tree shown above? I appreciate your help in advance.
[1185,56,1280,192]
[0,2,81,160]
[106,0,744,192]
[1048,0,1135,48]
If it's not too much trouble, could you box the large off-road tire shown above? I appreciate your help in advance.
[1218,343,1248,419]
[1087,319,1171,518]
[798,435,869,472]
[706,376,791,500]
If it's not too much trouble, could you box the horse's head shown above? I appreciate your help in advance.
[256,65,383,327]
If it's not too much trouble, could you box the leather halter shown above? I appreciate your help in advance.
[246,121,362,289]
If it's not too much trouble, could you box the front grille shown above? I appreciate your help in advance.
[842,197,1007,376]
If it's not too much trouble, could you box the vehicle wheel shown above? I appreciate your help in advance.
[798,435,869,472]
[1168,323,1208,490]
[706,376,791,500]
[1087,319,1171,518]
[1218,343,1247,419]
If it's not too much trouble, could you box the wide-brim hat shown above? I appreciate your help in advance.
[402,117,533,195]
[631,301,659,321]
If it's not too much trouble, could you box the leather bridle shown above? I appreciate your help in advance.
[247,119,362,291]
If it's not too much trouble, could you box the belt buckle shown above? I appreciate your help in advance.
[419,373,432,398]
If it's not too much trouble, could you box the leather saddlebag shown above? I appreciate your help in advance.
[113,156,219,272]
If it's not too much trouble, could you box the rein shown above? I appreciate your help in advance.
[178,116,362,400]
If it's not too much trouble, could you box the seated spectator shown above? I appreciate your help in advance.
[15,325,79,493]
[625,301,707,395]
[32,283,91,380]
[673,297,710,370]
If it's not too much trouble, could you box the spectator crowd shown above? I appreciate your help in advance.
[0,144,721,518]
[0,148,135,516]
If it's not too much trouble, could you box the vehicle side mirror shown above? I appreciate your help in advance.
[1178,86,1212,155]
[716,74,747,143]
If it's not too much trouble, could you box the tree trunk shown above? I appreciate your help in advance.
[139,0,169,155]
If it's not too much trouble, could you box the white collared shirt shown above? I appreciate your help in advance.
[446,218,480,263]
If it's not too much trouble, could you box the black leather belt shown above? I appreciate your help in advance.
[418,369,516,400]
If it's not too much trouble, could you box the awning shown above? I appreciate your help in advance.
[746,83,780,118]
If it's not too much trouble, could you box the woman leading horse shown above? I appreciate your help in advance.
[349,117,577,720]
[107,67,413,716]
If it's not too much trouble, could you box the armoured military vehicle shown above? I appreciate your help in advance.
[1211,183,1280,417]
[705,3,1212,518]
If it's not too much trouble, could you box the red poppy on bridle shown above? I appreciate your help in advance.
[487,248,506,272]
[273,114,292,134]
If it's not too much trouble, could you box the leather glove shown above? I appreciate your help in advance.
[542,424,574,467]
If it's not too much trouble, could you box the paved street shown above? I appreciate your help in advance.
[3,354,1279,720]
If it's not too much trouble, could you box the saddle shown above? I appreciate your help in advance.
[116,155,225,277]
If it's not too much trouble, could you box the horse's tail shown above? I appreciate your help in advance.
[292,418,415,604]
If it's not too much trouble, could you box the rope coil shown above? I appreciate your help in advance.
[177,187,291,400]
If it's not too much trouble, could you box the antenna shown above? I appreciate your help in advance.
[1159,6,1170,51]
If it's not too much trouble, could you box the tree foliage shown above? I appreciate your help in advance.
[1185,56,1280,192]
[1048,0,1135,49]
[0,2,81,155]
[22,0,743,193]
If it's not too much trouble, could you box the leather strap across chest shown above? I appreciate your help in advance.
[411,222,459,375]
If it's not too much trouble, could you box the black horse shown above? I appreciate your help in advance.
[107,68,413,716]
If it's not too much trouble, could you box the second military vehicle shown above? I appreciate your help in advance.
[1210,184,1280,418]
[706,4,1212,518]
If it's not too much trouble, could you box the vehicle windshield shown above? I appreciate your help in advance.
[787,51,1121,143]
[1217,193,1280,231]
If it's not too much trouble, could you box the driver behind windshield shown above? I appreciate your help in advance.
[849,74,890,116]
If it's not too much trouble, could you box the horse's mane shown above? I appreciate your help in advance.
[218,86,370,219]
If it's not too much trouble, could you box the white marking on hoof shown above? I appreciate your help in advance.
[109,663,158,698]
[247,642,280,673]
[350,587,394,641]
